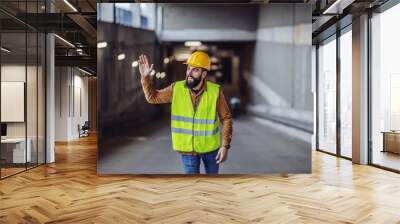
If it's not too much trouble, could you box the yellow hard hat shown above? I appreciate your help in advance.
[183,51,211,71]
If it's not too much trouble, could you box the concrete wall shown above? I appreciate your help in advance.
[98,3,114,23]
[55,67,89,141]
[158,4,259,41]
[115,3,141,27]
[140,3,156,30]
[99,3,156,30]
[97,22,162,142]
[247,4,313,131]
[157,3,312,131]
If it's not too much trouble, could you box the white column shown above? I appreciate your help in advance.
[46,33,55,163]
[312,45,317,150]
[352,14,369,164]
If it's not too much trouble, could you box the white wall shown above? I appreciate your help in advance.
[55,67,66,141]
[1,65,38,137]
[55,67,89,141]
[1,65,26,140]
[1,63,46,164]
[72,73,89,138]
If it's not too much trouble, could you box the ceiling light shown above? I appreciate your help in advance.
[197,45,208,51]
[78,67,92,76]
[184,41,202,47]
[97,42,107,49]
[211,65,219,70]
[63,0,78,12]
[76,48,83,52]
[322,0,349,15]
[131,61,139,67]
[54,34,75,48]
[117,53,126,61]
[211,57,218,63]
[150,70,156,76]
[163,58,170,64]
[160,72,166,79]
[1,47,11,53]
[175,53,191,61]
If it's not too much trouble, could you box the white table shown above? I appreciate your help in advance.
[1,138,31,163]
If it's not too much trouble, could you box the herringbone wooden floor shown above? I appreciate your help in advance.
[1,134,400,224]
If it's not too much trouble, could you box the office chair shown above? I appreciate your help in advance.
[78,121,90,138]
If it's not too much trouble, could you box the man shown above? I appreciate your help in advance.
[138,51,233,174]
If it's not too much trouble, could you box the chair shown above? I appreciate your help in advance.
[78,121,90,138]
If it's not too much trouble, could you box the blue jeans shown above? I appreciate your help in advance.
[181,150,219,174]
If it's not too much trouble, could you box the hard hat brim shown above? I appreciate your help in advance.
[183,62,210,71]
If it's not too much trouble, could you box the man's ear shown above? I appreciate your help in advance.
[202,70,207,78]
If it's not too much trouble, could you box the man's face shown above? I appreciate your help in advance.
[185,65,205,89]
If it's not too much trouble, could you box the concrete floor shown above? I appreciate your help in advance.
[98,116,311,174]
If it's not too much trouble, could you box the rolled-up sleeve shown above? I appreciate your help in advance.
[141,76,173,104]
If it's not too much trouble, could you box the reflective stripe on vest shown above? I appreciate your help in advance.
[171,127,220,136]
[171,115,217,124]
[171,80,221,153]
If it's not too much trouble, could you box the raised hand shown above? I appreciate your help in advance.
[138,54,154,77]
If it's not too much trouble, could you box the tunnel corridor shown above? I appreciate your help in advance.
[98,115,310,174]
[96,3,313,174]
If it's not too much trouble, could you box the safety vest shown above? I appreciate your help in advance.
[171,80,221,153]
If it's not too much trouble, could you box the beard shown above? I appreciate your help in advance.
[185,75,202,89]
